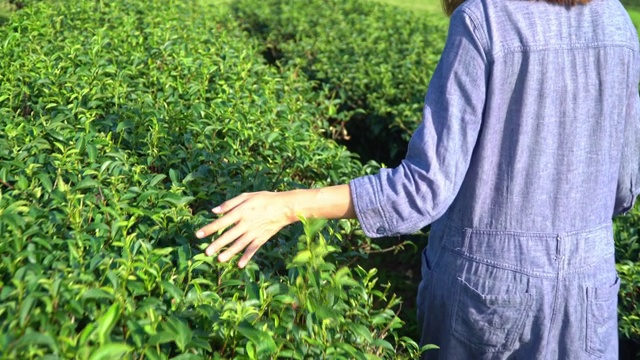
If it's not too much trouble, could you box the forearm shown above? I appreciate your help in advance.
[286,184,356,223]
[196,185,355,266]
[615,81,640,216]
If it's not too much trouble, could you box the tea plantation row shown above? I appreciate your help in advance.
[231,0,448,166]
[0,0,426,358]
[229,0,640,352]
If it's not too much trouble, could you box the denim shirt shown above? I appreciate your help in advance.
[350,0,640,238]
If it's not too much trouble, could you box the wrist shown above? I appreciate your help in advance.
[284,189,305,224]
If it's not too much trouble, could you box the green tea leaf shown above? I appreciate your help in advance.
[14,332,58,353]
[75,178,99,190]
[89,343,132,360]
[165,317,192,352]
[291,250,311,265]
[160,280,183,301]
[96,303,121,344]
[87,144,98,162]
[237,321,276,356]
[81,289,114,301]
[37,173,53,192]
[149,174,167,187]
[19,295,37,327]
[371,339,395,352]
[149,331,175,346]
[170,355,204,360]
[169,168,179,184]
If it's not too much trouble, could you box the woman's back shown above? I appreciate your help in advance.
[410,1,639,358]
[441,0,639,233]
[348,0,638,241]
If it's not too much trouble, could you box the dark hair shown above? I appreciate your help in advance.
[442,0,592,17]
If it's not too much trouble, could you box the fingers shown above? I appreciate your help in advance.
[204,224,246,256]
[209,232,265,269]
[238,240,265,268]
[196,211,240,239]
[194,191,278,268]
[195,193,253,238]
[218,233,255,263]
[202,230,271,268]
[212,193,249,214]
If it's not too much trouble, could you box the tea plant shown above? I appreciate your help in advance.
[0,0,423,358]
[0,1,15,25]
[231,0,448,166]
[615,203,640,350]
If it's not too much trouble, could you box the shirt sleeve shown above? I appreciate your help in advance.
[614,53,640,216]
[349,9,489,238]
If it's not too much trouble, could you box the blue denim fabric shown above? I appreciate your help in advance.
[417,222,619,359]
[348,0,639,357]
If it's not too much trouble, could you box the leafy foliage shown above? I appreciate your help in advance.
[231,0,448,165]
[0,0,422,358]
[615,203,640,350]
[0,0,17,25]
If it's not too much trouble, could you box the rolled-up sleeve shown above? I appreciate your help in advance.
[350,9,489,238]
[614,54,640,216]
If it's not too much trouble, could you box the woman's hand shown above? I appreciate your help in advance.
[195,185,355,268]
[195,191,296,268]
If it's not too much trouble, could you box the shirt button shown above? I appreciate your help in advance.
[376,226,386,235]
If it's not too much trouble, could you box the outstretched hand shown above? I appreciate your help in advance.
[195,185,355,268]
[195,191,296,268]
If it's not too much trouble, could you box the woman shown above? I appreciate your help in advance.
[196,0,640,357]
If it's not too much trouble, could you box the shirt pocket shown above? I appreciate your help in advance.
[585,276,620,358]
[451,276,533,353]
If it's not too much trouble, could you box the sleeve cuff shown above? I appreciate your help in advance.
[349,175,394,238]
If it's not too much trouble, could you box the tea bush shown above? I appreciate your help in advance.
[615,203,640,350]
[231,0,448,165]
[0,0,423,358]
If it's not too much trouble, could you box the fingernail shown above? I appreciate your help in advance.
[212,206,222,213]
[196,231,204,238]
[218,255,227,262]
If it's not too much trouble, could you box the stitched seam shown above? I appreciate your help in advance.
[461,8,491,62]
[493,42,636,60]
[448,222,611,238]
[507,293,534,349]
[562,254,616,275]
[543,272,561,360]
[450,278,533,352]
[390,208,435,236]
[370,175,392,235]
[445,239,614,276]
[450,279,505,352]
[444,246,557,278]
